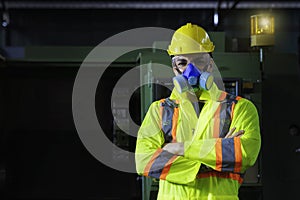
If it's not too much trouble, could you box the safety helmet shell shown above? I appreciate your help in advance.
[167,23,215,56]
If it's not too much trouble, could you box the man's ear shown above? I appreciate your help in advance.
[207,58,214,73]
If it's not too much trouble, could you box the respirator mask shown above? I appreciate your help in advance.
[172,54,214,93]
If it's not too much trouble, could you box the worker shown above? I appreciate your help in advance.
[135,23,261,200]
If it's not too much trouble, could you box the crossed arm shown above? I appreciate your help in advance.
[163,127,245,156]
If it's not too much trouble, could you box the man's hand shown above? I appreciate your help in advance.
[163,142,184,156]
[225,127,244,138]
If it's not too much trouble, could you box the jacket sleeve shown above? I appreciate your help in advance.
[135,101,201,184]
[184,98,261,173]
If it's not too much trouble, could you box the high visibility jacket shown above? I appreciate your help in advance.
[135,83,261,200]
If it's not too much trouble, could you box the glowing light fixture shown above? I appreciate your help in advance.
[250,14,275,47]
[214,9,219,27]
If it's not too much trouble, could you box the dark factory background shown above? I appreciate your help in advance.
[0,1,300,200]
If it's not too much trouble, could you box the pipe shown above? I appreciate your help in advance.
[1,1,300,10]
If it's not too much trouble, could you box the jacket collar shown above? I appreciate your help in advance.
[169,82,227,102]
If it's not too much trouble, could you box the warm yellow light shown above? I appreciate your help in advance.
[251,14,275,47]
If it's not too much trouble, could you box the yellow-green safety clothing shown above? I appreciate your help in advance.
[135,83,261,200]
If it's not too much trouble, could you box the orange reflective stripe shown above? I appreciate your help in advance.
[215,138,222,171]
[160,98,179,143]
[143,148,163,177]
[234,137,242,172]
[218,91,227,101]
[171,103,179,142]
[197,171,243,184]
[159,155,178,180]
[213,104,221,138]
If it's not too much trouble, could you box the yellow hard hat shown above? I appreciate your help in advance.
[167,23,215,56]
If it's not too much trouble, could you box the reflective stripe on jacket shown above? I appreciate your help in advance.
[135,83,261,199]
